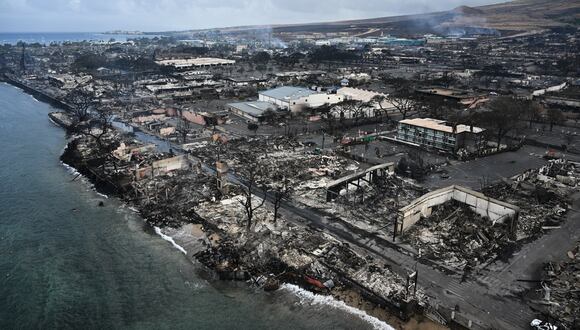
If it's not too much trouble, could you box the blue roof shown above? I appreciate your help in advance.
[259,86,316,101]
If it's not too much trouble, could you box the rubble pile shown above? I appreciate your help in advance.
[132,171,219,227]
[483,160,577,240]
[335,175,425,225]
[195,239,249,280]
[190,136,356,186]
[540,244,580,328]
[195,190,426,308]
[295,174,425,235]
[61,133,138,194]
[322,242,428,304]
[195,194,275,235]
[64,132,236,228]
[402,201,514,269]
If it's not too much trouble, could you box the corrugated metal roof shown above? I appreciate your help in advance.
[259,86,316,101]
[228,101,279,117]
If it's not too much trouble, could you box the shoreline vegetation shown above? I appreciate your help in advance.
[4,77,443,330]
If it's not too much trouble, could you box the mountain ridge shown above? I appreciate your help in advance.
[184,0,580,37]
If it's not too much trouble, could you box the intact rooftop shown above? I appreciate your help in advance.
[228,101,282,117]
[399,118,485,134]
[259,86,316,100]
[155,57,236,67]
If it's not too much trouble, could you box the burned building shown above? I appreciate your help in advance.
[325,163,395,202]
[396,185,520,237]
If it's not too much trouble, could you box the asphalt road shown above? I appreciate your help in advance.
[423,145,549,190]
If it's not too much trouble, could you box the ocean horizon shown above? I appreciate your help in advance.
[0,32,165,45]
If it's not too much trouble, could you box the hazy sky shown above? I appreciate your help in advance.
[0,0,505,33]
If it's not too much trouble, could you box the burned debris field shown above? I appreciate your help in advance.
[400,161,579,271]
[3,1,580,328]
[401,200,517,269]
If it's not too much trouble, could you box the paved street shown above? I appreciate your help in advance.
[423,145,549,189]
[477,192,580,299]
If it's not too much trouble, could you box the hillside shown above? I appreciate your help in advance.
[221,0,580,37]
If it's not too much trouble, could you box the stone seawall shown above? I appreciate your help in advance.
[2,74,72,111]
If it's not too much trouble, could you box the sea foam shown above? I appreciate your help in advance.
[60,161,80,176]
[60,161,109,198]
[281,284,394,330]
[154,226,187,255]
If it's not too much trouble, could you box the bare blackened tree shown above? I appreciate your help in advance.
[66,88,94,124]
[239,166,266,231]
[547,107,565,132]
[247,122,259,135]
[371,95,392,123]
[525,101,543,128]
[415,94,458,119]
[86,105,114,149]
[475,97,527,151]
[382,78,419,119]
[385,89,419,119]
[80,105,118,173]
[271,178,293,224]
[341,99,368,125]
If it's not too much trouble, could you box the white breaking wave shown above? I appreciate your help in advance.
[154,226,187,255]
[281,284,394,330]
[60,161,80,176]
[48,116,59,127]
[96,192,109,199]
[60,161,110,199]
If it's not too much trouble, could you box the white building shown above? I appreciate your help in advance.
[336,87,398,116]
[258,86,344,112]
[155,58,235,69]
[397,118,485,153]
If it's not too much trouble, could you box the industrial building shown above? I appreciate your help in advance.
[258,86,344,112]
[228,101,284,122]
[397,118,485,153]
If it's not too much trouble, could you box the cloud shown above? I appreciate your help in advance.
[0,0,504,32]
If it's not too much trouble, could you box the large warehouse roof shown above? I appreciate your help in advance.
[259,86,316,101]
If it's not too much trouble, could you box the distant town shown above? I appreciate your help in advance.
[1,2,579,329]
